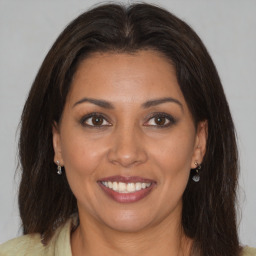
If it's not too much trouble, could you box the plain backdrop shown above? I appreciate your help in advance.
[0,0,255,246]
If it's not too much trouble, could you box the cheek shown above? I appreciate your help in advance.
[59,130,108,207]
[152,129,196,205]
[60,128,106,178]
[157,134,194,168]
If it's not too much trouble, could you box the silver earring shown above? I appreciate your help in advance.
[56,161,62,175]
[192,161,201,182]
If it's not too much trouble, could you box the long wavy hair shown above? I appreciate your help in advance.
[18,3,240,255]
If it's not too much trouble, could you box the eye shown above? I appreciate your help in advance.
[80,113,111,127]
[145,113,176,128]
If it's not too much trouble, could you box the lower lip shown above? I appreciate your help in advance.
[98,182,155,203]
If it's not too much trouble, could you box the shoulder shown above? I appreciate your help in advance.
[242,246,256,256]
[0,216,75,256]
[0,234,44,256]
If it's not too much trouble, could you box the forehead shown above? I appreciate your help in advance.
[67,50,186,106]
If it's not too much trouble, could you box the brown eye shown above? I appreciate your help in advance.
[145,113,176,128]
[81,113,111,127]
[91,116,104,126]
[154,117,166,126]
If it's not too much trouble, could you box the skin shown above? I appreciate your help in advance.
[53,50,207,256]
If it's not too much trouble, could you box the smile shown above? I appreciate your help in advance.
[98,176,156,203]
[101,181,151,193]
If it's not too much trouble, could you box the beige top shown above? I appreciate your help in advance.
[0,218,73,256]
[0,217,255,256]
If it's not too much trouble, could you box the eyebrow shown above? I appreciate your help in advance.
[142,97,183,111]
[73,98,114,109]
[73,97,183,111]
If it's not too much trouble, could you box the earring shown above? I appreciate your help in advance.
[56,161,62,175]
[192,161,201,182]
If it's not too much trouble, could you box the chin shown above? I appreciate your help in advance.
[106,219,151,233]
[97,209,157,233]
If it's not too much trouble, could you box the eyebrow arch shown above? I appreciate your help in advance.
[73,97,183,111]
[142,97,184,111]
[73,98,114,109]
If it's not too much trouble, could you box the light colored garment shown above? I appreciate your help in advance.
[0,217,255,256]
[243,247,256,256]
[0,218,73,256]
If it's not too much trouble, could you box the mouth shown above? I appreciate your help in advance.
[101,181,151,193]
[98,176,156,203]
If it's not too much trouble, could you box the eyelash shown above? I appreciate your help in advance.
[80,112,111,128]
[144,112,177,128]
[80,112,176,128]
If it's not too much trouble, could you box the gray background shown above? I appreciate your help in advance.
[0,0,255,246]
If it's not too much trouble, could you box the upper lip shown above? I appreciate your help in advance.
[98,175,156,184]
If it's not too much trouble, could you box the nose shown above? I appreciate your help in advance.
[107,125,148,168]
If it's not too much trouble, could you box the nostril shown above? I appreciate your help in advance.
[107,143,147,167]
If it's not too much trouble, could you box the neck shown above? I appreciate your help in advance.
[71,211,192,256]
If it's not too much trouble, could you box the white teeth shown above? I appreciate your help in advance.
[127,183,136,192]
[112,182,118,191]
[119,182,126,192]
[101,181,152,193]
[135,182,142,191]
[108,181,113,189]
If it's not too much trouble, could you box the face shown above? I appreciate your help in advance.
[53,50,207,233]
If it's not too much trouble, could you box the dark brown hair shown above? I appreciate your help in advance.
[18,3,240,255]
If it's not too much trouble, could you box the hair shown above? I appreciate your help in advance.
[18,2,240,255]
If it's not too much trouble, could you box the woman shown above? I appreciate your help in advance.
[0,3,255,256]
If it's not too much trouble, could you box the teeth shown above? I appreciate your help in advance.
[108,181,113,189]
[127,183,135,192]
[135,182,142,191]
[119,182,126,192]
[112,182,118,191]
[101,181,152,193]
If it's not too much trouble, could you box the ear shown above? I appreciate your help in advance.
[52,122,64,165]
[190,120,208,169]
